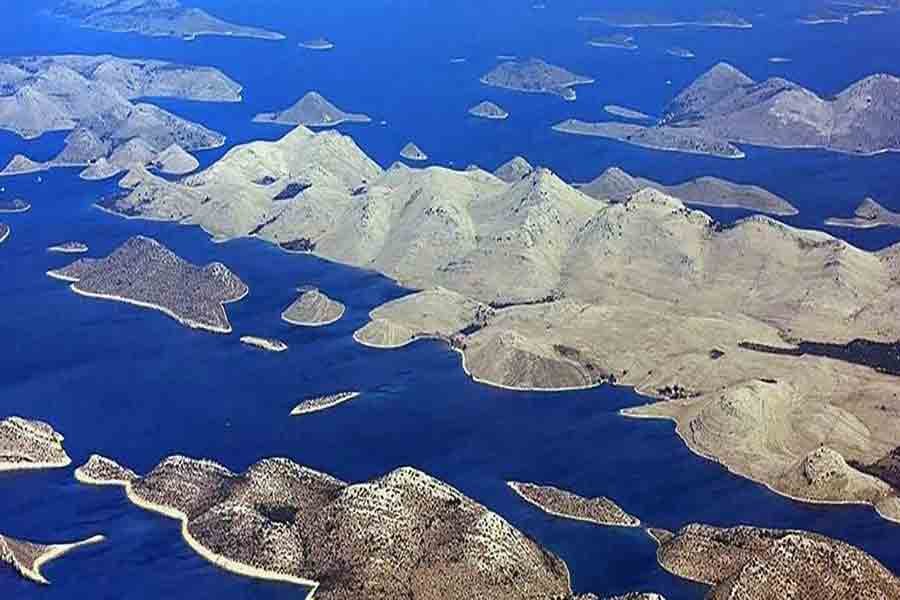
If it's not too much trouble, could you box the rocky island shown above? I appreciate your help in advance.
[74,453,582,600]
[579,167,798,216]
[468,100,509,120]
[299,38,335,50]
[826,197,900,228]
[481,58,594,101]
[253,92,372,127]
[649,523,900,598]
[47,241,89,254]
[84,125,900,521]
[587,34,638,50]
[0,55,239,179]
[0,416,71,472]
[291,391,361,416]
[666,47,695,59]
[47,236,248,334]
[1,532,104,585]
[555,62,900,157]
[578,10,752,28]
[281,289,345,326]
[0,223,8,244]
[603,105,654,121]
[52,0,284,40]
[400,142,428,161]
[240,336,288,352]
[0,199,30,213]
[508,482,640,527]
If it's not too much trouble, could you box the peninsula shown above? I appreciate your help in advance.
[578,167,798,216]
[253,92,372,127]
[508,482,640,527]
[281,289,345,326]
[47,241,89,254]
[555,62,900,157]
[52,0,284,40]
[291,391,361,415]
[481,58,594,100]
[1,533,104,585]
[0,199,30,213]
[87,125,900,521]
[0,55,239,178]
[0,416,71,472]
[75,454,581,600]
[587,34,638,50]
[47,236,248,334]
[468,100,509,120]
[650,523,900,598]
[240,336,288,352]
[825,197,900,228]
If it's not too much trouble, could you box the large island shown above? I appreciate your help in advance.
[47,236,248,334]
[84,125,900,522]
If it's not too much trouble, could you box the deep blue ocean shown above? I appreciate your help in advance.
[1,1,899,598]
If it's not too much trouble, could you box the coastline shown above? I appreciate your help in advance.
[74,470,320,598]
[619,408,900,526]
[46,270,246,334]
[507,481,642,528]
[252,114,372,128]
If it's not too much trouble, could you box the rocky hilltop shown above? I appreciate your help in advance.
[89,126,900,520]
[75,454,579,600]
[0,417,70,472]
[0,55,238,178]
[47,236,248,333]
[253,92,372,127]
[580,167,798,215]
[1,532,104,585]
[650,524,900,599]
[281,289,345,326]
[481,58,594,100]
[53,0,284,40]
[556,62,900,157]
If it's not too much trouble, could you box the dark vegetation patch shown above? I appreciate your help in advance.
[256,504,298,524]
[489,293,560,310]
[273,181,312,201]
[248,214,279,236]
[280,238,317,252]
[253,175,278,186]
[740,339,900,376]
[848,447,900,492]
[709,349,725,360]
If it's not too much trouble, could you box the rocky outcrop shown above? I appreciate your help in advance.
[0,417,71,472]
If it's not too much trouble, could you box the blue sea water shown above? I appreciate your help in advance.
[1,1,899,598]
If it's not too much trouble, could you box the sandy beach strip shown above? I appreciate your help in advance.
[24,535,105,585]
